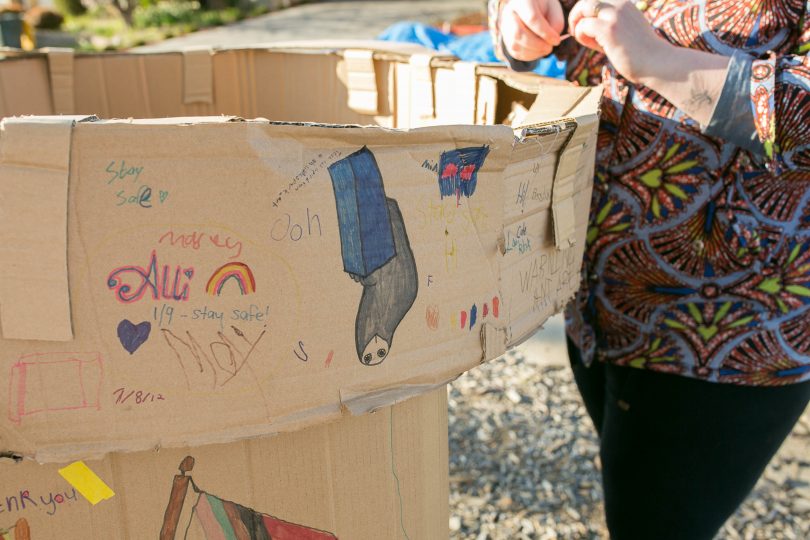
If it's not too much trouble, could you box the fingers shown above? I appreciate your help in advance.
[511,0,563,47]
[567,1,587,37]
[569,0,616,52]
[572,16,604,52]
[501,8,555,61]
[569,0,614,33]
[544,0,566,39]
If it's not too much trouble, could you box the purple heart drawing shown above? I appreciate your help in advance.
[117,320,151,355]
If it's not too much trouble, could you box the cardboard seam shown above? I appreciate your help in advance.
[0,116,95,342]
[137,56,153,118]
[45,48,75,115]
[338,380,453,416]
[344,49,380,115]
[182,47,214,105]
[549,123,580,250]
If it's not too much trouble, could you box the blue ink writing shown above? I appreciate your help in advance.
[106,160,144,185]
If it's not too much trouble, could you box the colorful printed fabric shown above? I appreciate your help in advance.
[490,0,810,386]
[193,492,338,540]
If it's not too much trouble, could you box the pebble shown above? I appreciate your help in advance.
[792,499,810,515]
[448,349,810,539]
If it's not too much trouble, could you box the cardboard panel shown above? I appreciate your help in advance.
[0,388,449,540]
[0,117,89,342]
[0,119,517,460]
[0,57,53,117]
[0,46,600,464]
[0,44,599,540]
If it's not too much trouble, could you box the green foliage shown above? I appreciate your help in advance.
[132,1,200,28]
[53,0,86,17]
[130,1,241,30]
[64,8,127,38]
[63,0,268,50]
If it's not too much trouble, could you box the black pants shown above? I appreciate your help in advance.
[567,338,810,540]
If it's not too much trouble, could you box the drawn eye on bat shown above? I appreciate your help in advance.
[329,147,419,366]
[361,335,389,366]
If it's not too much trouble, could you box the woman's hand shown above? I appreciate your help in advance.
[568,0,669,83]
[500,0,566,62]
[570,0,731,126]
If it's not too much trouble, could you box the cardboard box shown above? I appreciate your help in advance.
[0,387,448,539]
[0,42,599,538]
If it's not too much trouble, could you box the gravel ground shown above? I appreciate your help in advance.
[448,332,810,540]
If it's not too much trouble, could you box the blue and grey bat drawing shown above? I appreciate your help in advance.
[329,147,418,366]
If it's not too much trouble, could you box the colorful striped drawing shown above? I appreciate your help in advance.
[205,263,256,296]
[160,456,338,540]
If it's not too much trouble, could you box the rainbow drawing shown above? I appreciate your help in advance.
[205,262,256,296]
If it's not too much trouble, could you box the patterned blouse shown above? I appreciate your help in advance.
[490,0,810,386]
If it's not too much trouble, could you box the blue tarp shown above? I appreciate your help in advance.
[377,22,566,79]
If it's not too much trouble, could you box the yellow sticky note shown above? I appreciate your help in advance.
[58,461,115,505]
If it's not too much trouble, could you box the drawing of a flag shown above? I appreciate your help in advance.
[162,457,338,540]
[186,491,338,540]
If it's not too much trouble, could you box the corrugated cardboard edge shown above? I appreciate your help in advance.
[254,39,453,61]
[0,115,96,342]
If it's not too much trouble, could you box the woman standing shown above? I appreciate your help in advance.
[491,0,810,538]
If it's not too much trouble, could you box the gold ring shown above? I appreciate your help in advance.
[592,2,604,17]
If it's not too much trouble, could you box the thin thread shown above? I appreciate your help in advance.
[390,407,411,540]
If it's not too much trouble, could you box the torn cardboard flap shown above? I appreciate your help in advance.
[0,116,93,341]
[530,86,600,250]
[551,113,598,249]
[44,48,75,115]
[344,49,379,115]
[182,46,214,105]
[552,132,585,249]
